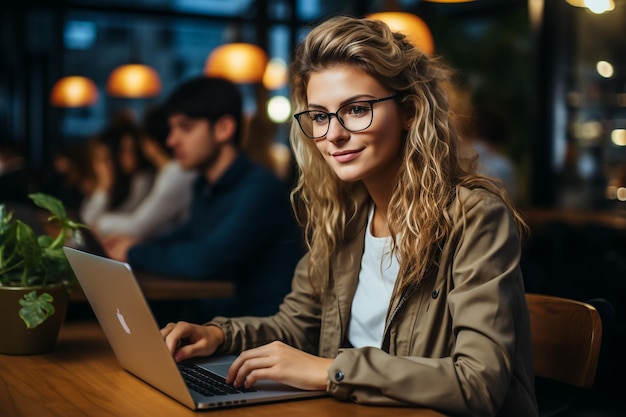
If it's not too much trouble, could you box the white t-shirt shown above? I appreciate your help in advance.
[95,161,196,238]
[348,206,400,348]
[80,170,154,227]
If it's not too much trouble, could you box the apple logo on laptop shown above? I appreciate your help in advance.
[116,308,131,334]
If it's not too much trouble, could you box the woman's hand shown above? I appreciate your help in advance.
[101,234,139,262]
[226,341,333,391]
[161,321,225,362]
[91,143,115,191]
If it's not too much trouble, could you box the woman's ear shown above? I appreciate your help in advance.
[403,115,413,130]
[213,115,237,144]
[400,102,414,130]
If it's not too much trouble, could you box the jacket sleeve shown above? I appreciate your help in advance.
[207,254,323,355]
[326,194,531,417]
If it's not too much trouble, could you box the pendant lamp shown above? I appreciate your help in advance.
[566,0,615,12]
[262,58,288,90]
[367,12,435,54]
[106,64,162,98]
[204,43,268,84]
[50,76,99,107]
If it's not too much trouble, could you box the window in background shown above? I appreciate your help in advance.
[555,1,626,210]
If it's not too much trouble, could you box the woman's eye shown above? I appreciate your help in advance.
[311,112,328,123]
[347,104,369,116]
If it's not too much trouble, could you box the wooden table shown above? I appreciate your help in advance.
[0,322,446,417]
[69,271,234,302]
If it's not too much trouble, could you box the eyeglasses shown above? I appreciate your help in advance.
[293,95,397,139]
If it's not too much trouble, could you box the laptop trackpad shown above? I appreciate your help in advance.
[201,363,230,378]
[194,355,238,378]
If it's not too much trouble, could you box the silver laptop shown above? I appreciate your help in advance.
[63,246,326,410]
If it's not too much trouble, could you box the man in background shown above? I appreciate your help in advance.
[104,76,303,322]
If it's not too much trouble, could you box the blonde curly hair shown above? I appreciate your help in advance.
[289,15,526,295]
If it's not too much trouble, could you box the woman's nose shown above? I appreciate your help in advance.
[325,116,349,142]
[166,132,177,147]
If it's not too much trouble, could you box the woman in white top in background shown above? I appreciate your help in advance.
[96,105,196,240]
[80,116,154,229]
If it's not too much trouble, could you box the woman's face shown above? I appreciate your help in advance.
[305,65,406,188]
[118,135,137,174]
[92,142,112,165]
[166,114,219,172]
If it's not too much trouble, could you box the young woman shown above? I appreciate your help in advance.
[161,15,538,417]
[95,105,196,239]
[80,117,155,229]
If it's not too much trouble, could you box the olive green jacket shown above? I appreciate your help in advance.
[209,187,538,417]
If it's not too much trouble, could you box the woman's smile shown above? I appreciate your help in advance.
[331,148,364,163]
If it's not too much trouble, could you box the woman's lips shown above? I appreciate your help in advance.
[332,149,362,163]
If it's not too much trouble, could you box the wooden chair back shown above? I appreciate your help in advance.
[526,293,602,388]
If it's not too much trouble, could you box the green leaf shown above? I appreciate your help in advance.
[16,221,42,266]
[29,193,67,220]
[37,234,54,250]
[0,207,18,272]
[18,290,56,329]
[0,204,12,226]
[0,206,15,244]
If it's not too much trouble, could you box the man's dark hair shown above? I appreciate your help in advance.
[164,76,243,147]
[141,104,171,155]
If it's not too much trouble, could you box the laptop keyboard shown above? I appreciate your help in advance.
[178,363,257,397]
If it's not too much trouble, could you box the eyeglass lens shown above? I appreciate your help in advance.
[297,101,375,138]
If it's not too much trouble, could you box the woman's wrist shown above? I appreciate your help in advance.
[206,325,225,350]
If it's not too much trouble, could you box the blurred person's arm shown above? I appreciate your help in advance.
[127,171,295,279]
[80,149,115,226]
[102,234,140,262]
[95,162,195,238]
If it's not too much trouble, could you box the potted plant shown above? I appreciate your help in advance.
[0,193,86,355]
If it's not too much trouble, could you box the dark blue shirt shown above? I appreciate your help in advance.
[128,154,303,317]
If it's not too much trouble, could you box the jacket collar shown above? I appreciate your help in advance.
[193,153,251,193]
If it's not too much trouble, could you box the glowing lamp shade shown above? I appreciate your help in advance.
[205,43,268,84]
[263,58,288,90]
[566,0,615,13]
[106,64,162,98]
[50,76,99,107]
[368,12,435,54]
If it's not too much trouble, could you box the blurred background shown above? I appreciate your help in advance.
[2,0,625,209]
[1,0,625,413]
